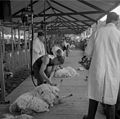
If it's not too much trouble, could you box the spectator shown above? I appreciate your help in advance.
[83,12,120,119]
[32,31,46,65]
[52,40,64,57]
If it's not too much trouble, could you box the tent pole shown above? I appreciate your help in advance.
[30,0,35,85]
[43,0,47,54]
[0,23,9,104]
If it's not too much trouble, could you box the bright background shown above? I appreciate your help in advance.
[100,5,120,21]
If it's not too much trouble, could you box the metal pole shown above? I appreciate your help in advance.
[30,0,36,86]
[43,0,47,54]
[24,25,27,65]
[11,26,14,71]
[0,23,9,104]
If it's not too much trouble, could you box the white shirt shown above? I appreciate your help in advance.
[32,37,45,64]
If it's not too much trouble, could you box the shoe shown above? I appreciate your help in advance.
[83,115,87,119]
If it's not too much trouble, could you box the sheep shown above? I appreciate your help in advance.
[9,92,49,114]
[30,84,60,107]
[2,114,33,119]
[9,84,61,114]
[54,66,78,78]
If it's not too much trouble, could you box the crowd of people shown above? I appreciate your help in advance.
[32,11,120,119]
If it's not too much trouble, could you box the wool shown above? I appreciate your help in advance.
[65,67,79,77]
[33,84,60,97]
[31,84,60,106]
[9,92,49,113]
[2,114,33,119]
[54,66,78,78]
[9,84,60,114]
[40,90,56,107]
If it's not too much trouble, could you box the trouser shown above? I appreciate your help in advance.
[115,85,120,119]
[32,70,44,86]
[32,65,44,86]
[32,65,50,86]
[87,99,115,119]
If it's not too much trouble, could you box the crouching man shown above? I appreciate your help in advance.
[32,49,64,86]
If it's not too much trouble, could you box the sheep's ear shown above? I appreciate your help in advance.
[41,91,44,94]
[57,79,63,88]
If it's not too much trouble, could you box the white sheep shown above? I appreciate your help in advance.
[54,68,72,78]
[54,67,79,78]
[54,66,78,78]
[9,92,49,114]
[65,66,79,77]
[31,84,60,107]
[9,84,60,114]
[2,114,33,119]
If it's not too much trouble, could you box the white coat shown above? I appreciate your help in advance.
[85,23,120,105]
[32,37,45,64]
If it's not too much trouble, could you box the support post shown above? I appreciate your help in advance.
[0,23,9,104]
[43,0,47,54]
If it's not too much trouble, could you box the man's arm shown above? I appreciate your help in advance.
[39,56,52,85]
[84,32,96,57]
[49,66,56,82]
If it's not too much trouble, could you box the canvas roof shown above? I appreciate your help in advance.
[10,0,120,34]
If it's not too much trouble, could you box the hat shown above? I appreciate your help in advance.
[106,12,119,24]
[38,31,44,37]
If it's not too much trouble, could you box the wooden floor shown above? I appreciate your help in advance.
[3,49,106,119]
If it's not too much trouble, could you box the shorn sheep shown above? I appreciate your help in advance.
[2,114,33,119]
[9,84,60,115]
[3,79,73,119]
[54,66,79,78]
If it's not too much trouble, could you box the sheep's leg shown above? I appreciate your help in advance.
[54,93,73,105]
[21,108,34,115]
[56,79,63,88]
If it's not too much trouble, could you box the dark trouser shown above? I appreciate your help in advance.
[86,99,115,119]
[115,85,120,119]
[32,70,44,86]
[32,64,44,86]
[32,64,50,86]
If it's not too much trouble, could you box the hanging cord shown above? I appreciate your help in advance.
[43,0,48,55]
[30,0,37,87]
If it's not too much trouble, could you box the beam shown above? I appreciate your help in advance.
[34,11,103,17]
[57,17,83,30]
[58,17,85,29]
[52,7,88,28]
[47,0,82,32]
[12,0,39,17]
[50,0,97,22]
[36,6,51,16]
[35,20,90,24]
[47,29,79,34]
[47,23,82,29]
[78,0,107,13]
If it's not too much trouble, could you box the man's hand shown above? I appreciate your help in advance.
[47,80,57,86]
[50,83,57,86]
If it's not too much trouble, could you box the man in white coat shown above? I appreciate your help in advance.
[83,12,120,119]
[32,31,46,65]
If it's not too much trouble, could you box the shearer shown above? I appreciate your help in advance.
[32,49,64,86]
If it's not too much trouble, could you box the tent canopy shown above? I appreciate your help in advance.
[10,0,120,34]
